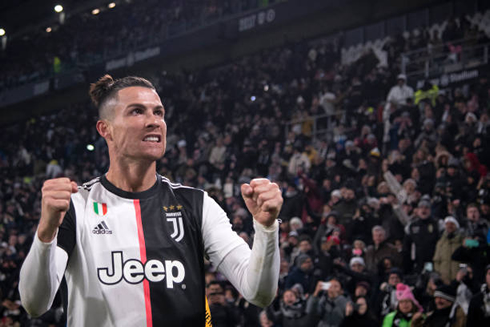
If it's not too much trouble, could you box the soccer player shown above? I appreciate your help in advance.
[19,75,282,326]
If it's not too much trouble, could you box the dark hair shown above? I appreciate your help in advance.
[89,74,155,118]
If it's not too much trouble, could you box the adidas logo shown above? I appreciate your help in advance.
[92,221,113,235]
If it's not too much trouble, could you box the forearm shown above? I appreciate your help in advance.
[19,232,67,317]
[218,219,279,307]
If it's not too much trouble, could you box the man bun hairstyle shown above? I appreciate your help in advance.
[89,74,156,118]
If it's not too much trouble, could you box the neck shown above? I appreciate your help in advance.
[106,159,157,192]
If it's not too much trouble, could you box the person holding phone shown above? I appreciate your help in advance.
[307,278,349,327]
[340,296,378,327]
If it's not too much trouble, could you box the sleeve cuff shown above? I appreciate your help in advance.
[253,219,279,232]
[34,230,58,246]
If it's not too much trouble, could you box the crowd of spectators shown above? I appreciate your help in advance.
[2,6,490,327]
[0,0,278,91]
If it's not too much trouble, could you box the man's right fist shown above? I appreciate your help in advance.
[38,178,78,242]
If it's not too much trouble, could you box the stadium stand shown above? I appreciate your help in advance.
[2,0,490,326]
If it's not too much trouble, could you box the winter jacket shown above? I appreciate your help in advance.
[306,294,349,327]
[467,285,490,326]
[382,311,414,327]
[403,217,439,273]
[433,231,463,283]
[365,241,400,274]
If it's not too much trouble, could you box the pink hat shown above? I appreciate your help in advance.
[396,283,423,312]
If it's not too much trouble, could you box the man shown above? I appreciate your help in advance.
[19,75,283,326]
[307,278,349,327]
[364,226,399,273]
[284,253,315,293]
[403,199,439,273]
[206,281,239,327]
[412,284,466,327]
[433,216,464,284]
[464,203,489,239]
[467,265,490,325]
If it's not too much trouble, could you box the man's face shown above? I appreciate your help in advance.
[372,230,385,245]
[298,240,312,253]
[207,284,222,295]
[467,206,480,222]
[434,297,452,310]
[283,290,297,306]
[350,262,364,273]
[344,189,355,201]
[388,273,401,286]
[300,258,313,272]
[101,87,166,163]
[418,206,431,219]
[327,280,342,298]
[445,222,457,234]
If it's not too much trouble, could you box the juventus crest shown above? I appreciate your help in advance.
[163,205,185,242]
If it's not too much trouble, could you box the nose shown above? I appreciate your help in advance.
[145,111,165,128]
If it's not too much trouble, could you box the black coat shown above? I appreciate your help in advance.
[467,288,490,326]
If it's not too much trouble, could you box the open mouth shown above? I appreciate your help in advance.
[143,135,161,143]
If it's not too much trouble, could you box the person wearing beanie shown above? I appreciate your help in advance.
[412,284,466,327]
[403,200,439,274]
[335,255,375,299]
[284,254,316,293]
[382,283,423,327]
[433,216,464,284]
[467,265,490,326]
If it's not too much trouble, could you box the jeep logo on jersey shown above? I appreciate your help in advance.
[98,252,185,288]
[163,205,185,242]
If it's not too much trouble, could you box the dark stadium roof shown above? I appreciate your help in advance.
[0,0,112,37]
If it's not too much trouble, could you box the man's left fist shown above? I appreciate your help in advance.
[241,178,283,227]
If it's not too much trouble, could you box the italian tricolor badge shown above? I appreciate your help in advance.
[93,202,108,216]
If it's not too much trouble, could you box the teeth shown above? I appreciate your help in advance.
[144,136,159,142]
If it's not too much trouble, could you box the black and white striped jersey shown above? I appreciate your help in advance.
[20,174,280,327]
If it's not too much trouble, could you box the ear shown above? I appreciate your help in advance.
[96,120,113,141]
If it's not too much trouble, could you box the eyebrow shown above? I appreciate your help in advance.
[126,103,165,110]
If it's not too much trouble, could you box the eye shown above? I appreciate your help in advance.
[154,109,164,117]
[131,108,144,115]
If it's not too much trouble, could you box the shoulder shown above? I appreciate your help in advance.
[72,176,102,204]
[159,175,204,195]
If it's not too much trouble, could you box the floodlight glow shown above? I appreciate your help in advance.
[54,5,63,13]
[86,144,95,151]
[46,27,52,33]
[108,2,116,9]
[92,8,100,15]
[251,96,256,102]
[0,29,5,36]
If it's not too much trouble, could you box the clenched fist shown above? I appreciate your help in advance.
[241,178,283,227]
[38,178,78,242]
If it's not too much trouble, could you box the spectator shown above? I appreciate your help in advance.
[267,289,311,327]
[307,278,349,327]
[412,284,466,327]
[403,200,440,273]
[382,283,423,327]
[433,216,464,284]
[364,226,400,274]
[463,203,489,239]
[466,265,490,326]
[375,268,404,318]
[285,254,316,293]
[340,296,378,327]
